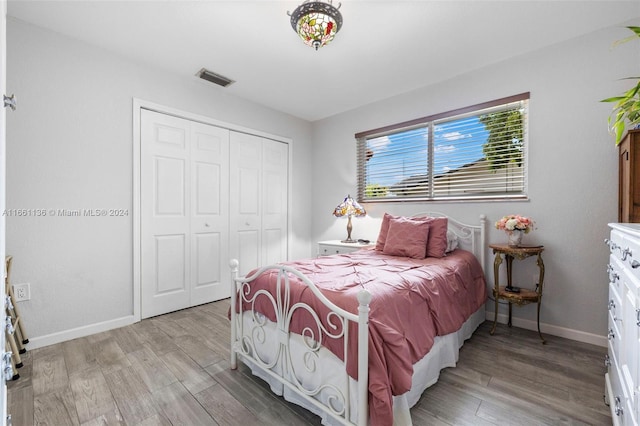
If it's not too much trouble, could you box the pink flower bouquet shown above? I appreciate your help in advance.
[495,214,534,234]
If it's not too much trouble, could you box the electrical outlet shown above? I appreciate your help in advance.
[13,283,30,302]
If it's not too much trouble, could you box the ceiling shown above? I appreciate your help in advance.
[7,1,640,122]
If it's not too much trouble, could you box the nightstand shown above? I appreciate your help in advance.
[489,244,546,343]
[317,240,374,256]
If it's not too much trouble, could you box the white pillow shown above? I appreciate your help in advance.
[446,230,459,253]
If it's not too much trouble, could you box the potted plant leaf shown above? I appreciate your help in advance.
[602,26,640,145]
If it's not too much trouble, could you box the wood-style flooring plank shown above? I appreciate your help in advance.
[486,374,611,424]
[33,386,80,426]
[109,326,145,354]
[78,408,125,426]
[152,381,216,426]
[69,366,120,423]
[7,385,34,426]
[103,366,162,425]
[62,337,99,376]
[173,334,223,368]
[173,316,230,359]
[194,382,261,425]
[132,325,179,356]
[93,336,132,373]
[150,316,190,338]
[159,350,217,395]
[127,346,178,393]
[31,349,70,396]
[212,366,320,425]
[411,379,487,426]
[134,414,172,426]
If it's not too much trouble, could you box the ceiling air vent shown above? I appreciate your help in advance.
[196,68,235,87]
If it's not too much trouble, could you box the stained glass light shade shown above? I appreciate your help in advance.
[333,195,366,243]
[288,1,343,50]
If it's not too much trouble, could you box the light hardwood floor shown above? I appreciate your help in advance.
[7,299,611,425]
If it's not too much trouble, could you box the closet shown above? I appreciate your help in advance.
[140,109,288,319]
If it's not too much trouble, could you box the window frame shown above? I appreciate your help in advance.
[355,92,530,203]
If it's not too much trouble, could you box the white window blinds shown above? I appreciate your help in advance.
[356,93,529,202]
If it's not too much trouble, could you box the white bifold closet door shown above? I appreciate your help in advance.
[229,132,288,277]
[141,110,230,319]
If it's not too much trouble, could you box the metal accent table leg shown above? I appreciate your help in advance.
[536,252,546,344]
[490,252,503,335]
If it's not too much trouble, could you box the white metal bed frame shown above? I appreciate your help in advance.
[229,213,487,426]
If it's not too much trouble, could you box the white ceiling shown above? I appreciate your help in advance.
[7,1,640,122]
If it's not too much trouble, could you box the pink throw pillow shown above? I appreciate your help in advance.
[376,213,448,258]
[382,218,430,259]
[424,217,448,258]
[375,213,396,251]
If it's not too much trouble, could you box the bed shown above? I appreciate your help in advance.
[229,212,487,426]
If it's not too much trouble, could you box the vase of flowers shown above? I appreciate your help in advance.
[495,214,534,247]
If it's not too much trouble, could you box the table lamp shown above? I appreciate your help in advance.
[333,194,366,243]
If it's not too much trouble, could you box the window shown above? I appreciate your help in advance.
[356,93,529,202]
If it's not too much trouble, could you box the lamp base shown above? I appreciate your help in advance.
[341,238,358,243]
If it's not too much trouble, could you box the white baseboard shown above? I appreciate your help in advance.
[26,315,137,350]
[485,310,607,347]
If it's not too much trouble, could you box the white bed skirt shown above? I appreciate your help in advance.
[239,304,486,426]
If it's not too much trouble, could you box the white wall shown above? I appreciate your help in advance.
[311,21,640,344]
[6,18,313,343]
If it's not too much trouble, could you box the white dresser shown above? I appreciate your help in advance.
[606,223,640,425]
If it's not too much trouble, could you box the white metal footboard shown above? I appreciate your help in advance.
[230,259,372,426]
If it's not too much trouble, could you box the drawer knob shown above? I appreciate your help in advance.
[607,265,620,282]
[605,238,620,252]
[622,248,632,261]
[608,328,616,340]
[632,260,640,269]
[609,299,616,311]
[615,396,623,417]
[604,354,611,367]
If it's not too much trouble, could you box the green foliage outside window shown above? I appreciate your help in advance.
[480,109,523,171]
[365,183,389,198]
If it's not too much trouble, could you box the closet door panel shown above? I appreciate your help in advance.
[155,235,186,293]
[230,132,263,276]
[190,122,229,305]
[141,110,191,317]
[142,111,230,317]
[237,230,260,277]
[262,140,288,265]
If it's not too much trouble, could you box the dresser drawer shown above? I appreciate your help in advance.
[609,256,624,299]
[609,282,623,328]
[607,368,628,426]
[608,313,622,365]
[609,229,640,281]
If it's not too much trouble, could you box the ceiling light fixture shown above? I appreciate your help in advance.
[288,0,343,51]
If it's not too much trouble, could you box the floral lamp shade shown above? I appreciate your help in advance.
[333,194,366,243]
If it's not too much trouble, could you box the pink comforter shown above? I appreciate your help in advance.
[239,248,487,425]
